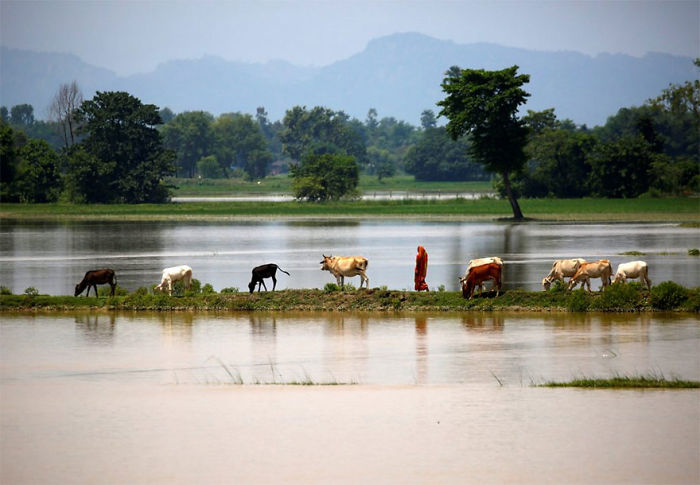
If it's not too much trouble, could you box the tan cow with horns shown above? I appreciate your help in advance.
[320,255,369,289]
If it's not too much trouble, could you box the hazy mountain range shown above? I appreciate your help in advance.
[1,33,696,127]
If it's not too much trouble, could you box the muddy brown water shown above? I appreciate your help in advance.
[1,220,698,294]
[1,311,698,483]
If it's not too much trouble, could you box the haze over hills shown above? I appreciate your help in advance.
[1,33,696,126]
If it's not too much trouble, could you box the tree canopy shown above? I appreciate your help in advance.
[438,65,530,219]
[73,91,175,203]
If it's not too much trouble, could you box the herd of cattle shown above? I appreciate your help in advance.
[73,254,652,300]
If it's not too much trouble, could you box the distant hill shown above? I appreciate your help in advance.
[1,33,696,126]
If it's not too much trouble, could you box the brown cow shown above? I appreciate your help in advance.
[461,263,502,300]
[75,269,117,297]
[567,259,612,292]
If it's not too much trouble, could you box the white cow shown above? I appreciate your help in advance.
[461,257,504,294]
[567,259,613,293]
[542,258,587,290]
[155,265,193,296]
[320,255,369,289]
[614,261,651,290]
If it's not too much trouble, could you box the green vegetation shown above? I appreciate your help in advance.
[168,174,493,197]
[2,197,697,222]
[2,283,697,312]
[439,65,531,219]
[540,374,700,389]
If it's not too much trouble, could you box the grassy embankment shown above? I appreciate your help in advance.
[1,197,698,222]
[2,281,698,312]
[167,175,493,196]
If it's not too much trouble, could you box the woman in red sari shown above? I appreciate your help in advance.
[414,245,429,291]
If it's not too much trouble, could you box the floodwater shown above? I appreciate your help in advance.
[1,312,698,484]
[1,220,698,295]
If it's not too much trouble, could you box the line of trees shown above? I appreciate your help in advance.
[1,59,697,204]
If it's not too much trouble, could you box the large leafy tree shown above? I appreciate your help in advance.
[212,113,273,179]
[15,139,62,202]
[279,106,367,166]
[438,65,530,219]
[290,152,359,201]
[161,111,214,178]
[73,91,175,203]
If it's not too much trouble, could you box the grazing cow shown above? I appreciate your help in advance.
[155,265,193,296]
[461,257,504,295]
[320,255,369,289]
[461,263,502,300]
[614,261,651,290]
[75,269,117,297]
[248,264,290,293]
[567,259,612,293]
[542,258,587,290]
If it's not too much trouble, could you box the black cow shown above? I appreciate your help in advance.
[75,269,117,297]
[248,264,290,293]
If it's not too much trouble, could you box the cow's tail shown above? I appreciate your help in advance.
[276,265,291,276]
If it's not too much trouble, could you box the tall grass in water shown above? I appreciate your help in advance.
[540,372,700,389]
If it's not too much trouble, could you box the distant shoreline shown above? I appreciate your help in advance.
[1,198,698,223]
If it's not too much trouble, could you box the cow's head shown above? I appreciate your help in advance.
[248,281,256,293]
[542,277,552,291]
[320,255,332,271]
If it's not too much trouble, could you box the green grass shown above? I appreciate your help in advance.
[2,284,697,312]
[540,374,700,389]
[168,175,493,196]
[1,197,698,222]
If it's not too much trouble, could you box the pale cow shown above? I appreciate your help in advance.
[542,258,587,290]
[614,261,651,290]
[567,259,612,293]
[461,257,504,295]
[320,255,369,289]
[155,265,193,296]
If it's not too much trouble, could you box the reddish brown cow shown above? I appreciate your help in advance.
[75,269,117,297]
[461,263,502,300]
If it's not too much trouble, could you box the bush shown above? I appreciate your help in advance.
[220,287,239,294]
[567,289,591,312]
[24,287,39,297]
[0,286,12,295]
[201,283,216,295]
[589,283,641,311]
[651,281,688,310]
[97,285,129,297]
[688,248,699,256]
[324,283,340,293]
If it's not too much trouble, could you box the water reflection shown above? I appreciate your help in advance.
[1,311,697,386]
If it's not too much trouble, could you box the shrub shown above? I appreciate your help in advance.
[688,248,700,256]
[324,283,340,293]
[24,287,39,297]
[201,283,216,295]
[437,284,446,292]
[133,286,149,296]
[681,288,700,312]
[567,289,591,312]
[651,281,688,310]
[0,286,12,295]
[97,285,129,297]
[220,287,239,294]
[589,283,641,311]
[549,280,567,293]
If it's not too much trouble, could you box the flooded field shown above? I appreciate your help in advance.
[1,312,698,483]
[1,220,698,295]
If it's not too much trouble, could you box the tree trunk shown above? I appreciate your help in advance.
[501,170,524,220]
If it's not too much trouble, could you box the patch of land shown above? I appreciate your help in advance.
[1,197,698,222]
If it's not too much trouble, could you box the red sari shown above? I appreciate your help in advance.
[414,245,429,291]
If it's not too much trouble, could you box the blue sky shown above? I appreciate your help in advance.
[2,0,698,75]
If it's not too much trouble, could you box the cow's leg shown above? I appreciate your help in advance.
[85,285,91,297]
[495,277,501,297]
[261,280,268,291]
[110,282,116,296]
[338,275,344,289]
[644,272,651,291]
[271,275,277,291]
